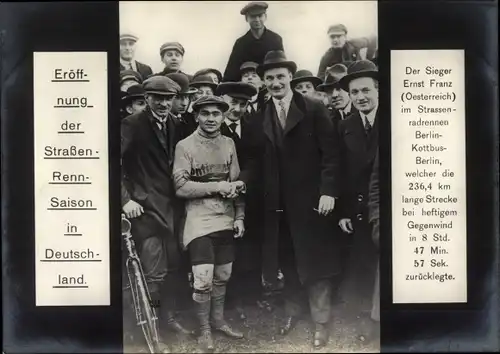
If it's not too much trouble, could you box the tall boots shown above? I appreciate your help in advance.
[194,294,214,352]
[210,284,243,339]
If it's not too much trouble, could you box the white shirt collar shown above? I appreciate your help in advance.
[343,101,352,114]
[120,58,137,71]
[225,118,241,137]
[272,89,294,116]
[150,109,167,124]
[360,105,378,127]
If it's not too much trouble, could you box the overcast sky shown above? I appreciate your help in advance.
[120,1,377,76]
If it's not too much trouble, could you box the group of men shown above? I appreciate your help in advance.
[120,2,379,353]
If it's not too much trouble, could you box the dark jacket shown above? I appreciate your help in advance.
[337,109,379,224]
[121,108,182,271]
[368,150,379,248]
[223,28,284,82]
[257,92,341,285]
[120,60,153,81]
[221,114,265,273]
[317,37,377,79]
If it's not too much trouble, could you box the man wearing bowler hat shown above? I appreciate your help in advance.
[166,72,199,140]
[336,60,379,318]
[173,95,246,352]
[121,76,194,353]
[120,33,153,80]
[256,50,341,348]
[317,64,357,127]
[223,2,284,82]
[156,41,192,80]
[317,24,377,80]
[290,69,323,98]
[121,84,146,119]
[216,82,265,317]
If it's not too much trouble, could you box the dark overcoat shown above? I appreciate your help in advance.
[221,114,265,273]
[257,92,341,286]
[223,27,284,82]
[120,60,153,81]
[337,110,379,224]
[121,108,183,271]
[368,150,380,248]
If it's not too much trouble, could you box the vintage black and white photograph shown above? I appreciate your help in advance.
[119,1,379,352]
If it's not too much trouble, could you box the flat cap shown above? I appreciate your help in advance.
[166,72,198,95]
[143,76,181,96]
[120,70,143,84]
[160,42,185,57]
[120,33,138,42]
[327,24,348,35]
[216,82,258,101]
[190,74,218,91]
[192,95,229,112]
[240,1,268,15]
[193,68,222,84]
[240,61,259,73]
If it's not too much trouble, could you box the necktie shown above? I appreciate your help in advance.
[278,100,287,129]
[364,116,372,135]
[229,122,239,138]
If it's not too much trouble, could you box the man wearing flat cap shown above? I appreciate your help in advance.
[173,95,246,352]
[120,33,153,80]
[156,41,192,80]
[121,84,146,120]
[240,61,266,115]
[121,76,194,353]
[256,50,341,348]
[193,68,223,85]
[216,82,266,317]
[336,60,379,322]
[317,24,377,80]
[120,69,143,93]
[166,72,199,141]
[223,1,284,82]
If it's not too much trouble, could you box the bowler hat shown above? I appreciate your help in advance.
[339,60,378,91]
[258,50,297,76]
[192,95,229,113]
[189,74,218,91]
[193,68,222,83]
[120,33,138,42]
[120,70,143,84]
[216,82,258,101]
[166,73,198,95]
[143,76,180,96]
[240,1,268,16]
[160,42,185,57]
[327,24,348,35]
[291,70,322,88]
[317,64,348,91]
[122,84,145,103]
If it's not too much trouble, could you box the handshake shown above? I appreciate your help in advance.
[217,180,246,199]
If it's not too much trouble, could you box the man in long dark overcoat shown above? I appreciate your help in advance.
[256,50,341,349]
[337,60,379,313]
[121,76,194,352]
[223,2,284,82]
